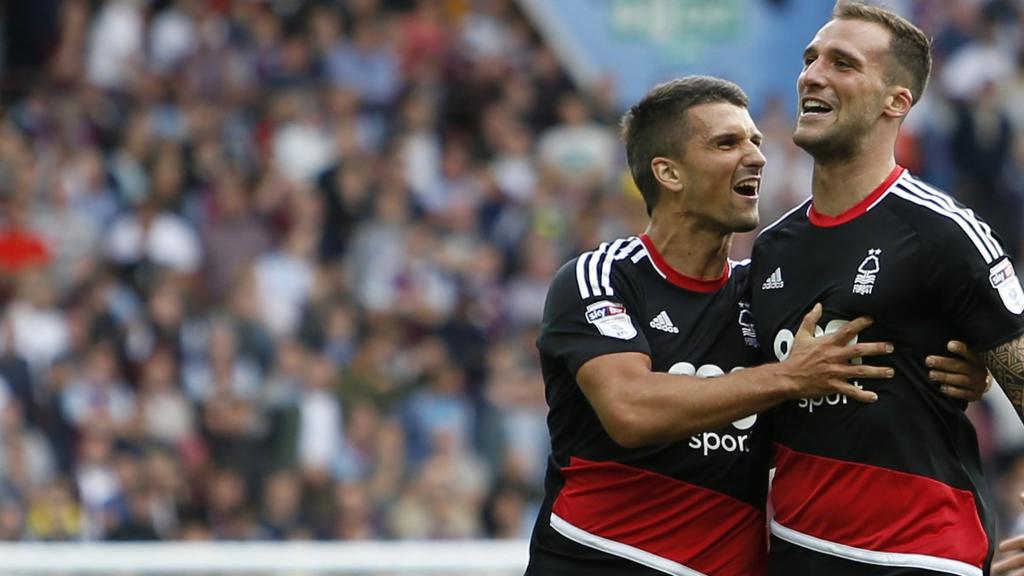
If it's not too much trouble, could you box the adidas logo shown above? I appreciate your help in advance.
[650,311,679,333]
[762,267,785,290]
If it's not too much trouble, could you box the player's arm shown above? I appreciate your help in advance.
[578,304,894,448]
[981,334,1024,422]
[917,213,1024,415]
[929,340,992,402]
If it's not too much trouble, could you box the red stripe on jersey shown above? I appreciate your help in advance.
[552,457,766,575]
[771,443,987,568]
[808,165,905,227]
[639,234,730,293]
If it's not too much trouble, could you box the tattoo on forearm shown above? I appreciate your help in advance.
[982,336,1024,420]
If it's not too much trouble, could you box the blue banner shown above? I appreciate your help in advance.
[528,0,836,113]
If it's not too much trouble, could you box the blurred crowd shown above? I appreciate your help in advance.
[0,0,1022,544]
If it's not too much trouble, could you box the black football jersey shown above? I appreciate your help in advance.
[526,234,771,576]
[751,166,1024,576]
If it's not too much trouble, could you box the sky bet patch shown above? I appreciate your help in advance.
[990,259,1024,315]
[586,300,637,340]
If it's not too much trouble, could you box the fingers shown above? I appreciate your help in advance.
[797,303,823,337]
[835,364,894,380]
[840,342,894,360]
[937,381,983,402]
[992,557,1024,574]
[928,367,983,401]
[835,382,878,403]
[926,355,972,379]
[946,340,981,363]
[995,496,1024,573]
[828,315,874,343]
[928,371,971,388]
[929,343,990,399]
[1001,534,1024,553]
[993,537,1024,574]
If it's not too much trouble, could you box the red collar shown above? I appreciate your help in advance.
[808,165,905,227]
[639,234,729,293]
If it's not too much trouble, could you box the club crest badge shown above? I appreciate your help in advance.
[853,249,882,296]
[738,302,759,347]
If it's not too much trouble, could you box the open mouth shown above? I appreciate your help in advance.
[732,179,760,197]
[800,97,834,117]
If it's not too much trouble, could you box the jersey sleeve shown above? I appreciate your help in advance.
[536,256,651,376]
[926,216,1024,351]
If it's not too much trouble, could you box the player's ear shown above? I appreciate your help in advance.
[651,157,684,192]
[883,85,913,120]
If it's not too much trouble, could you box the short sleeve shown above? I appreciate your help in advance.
[536,258,651,376]
[928,221,1024,351]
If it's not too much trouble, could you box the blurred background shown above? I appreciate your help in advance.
[0,0,1022,554]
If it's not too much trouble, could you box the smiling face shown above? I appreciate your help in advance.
[794,18,894,161]
[659,102,765,234]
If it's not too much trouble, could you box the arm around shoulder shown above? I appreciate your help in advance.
[576,305,893,448]
[576,351,791,449]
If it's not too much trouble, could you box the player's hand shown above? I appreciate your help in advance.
[927,340,991,402]
[995,534,1024,574]
[993,494,1024,574]
[782,303,894,403]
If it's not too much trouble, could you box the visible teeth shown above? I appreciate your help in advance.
[802,99,832,113]
[734,182,758,196]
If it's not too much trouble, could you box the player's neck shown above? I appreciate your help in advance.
[644,218,731,280]
[810,149,897,216]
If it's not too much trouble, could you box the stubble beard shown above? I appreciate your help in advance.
[793,111,874,165]
[794,125,855,164]
[728,208,760,234]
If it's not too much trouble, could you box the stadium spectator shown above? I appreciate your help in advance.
[256,469,309,540]
[0,197,51,274]
[60,342,135,433]
[0,402,57,499]
[26,479,82,541]
[198,169,272,304]
[132,347,196,447]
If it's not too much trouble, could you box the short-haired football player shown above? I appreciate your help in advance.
[751,3,1024,575]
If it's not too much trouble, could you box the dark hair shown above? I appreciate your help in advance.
[620,76,749,216]
[833,1,932,104]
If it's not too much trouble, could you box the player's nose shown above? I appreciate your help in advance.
[798,60,827,92]
[744,144,767,169]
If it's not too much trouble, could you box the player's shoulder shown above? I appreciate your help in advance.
[549,235,648,303]
[754,197,813,246]
[884,170,1006,264]
[727,257,753,293]
[728,257,752,277]
[883,170,966,226]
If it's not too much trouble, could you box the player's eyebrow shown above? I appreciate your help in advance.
[708,129,762,145]
[804,43,866,69]
[829,46,865,67]
[708,131,740,144]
